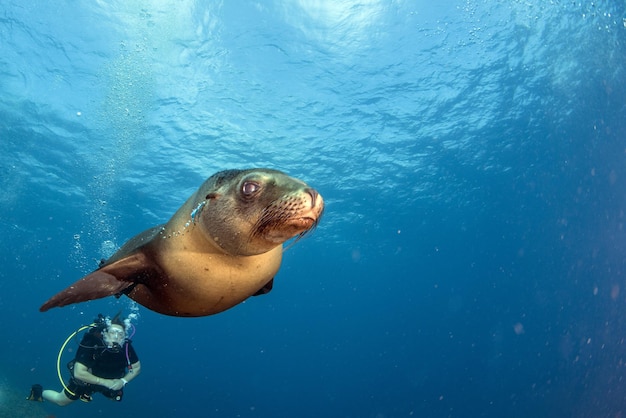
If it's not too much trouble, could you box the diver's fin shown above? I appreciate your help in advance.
[27,384,43,402]
[40,253,150,312]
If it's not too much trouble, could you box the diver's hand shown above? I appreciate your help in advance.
[107,379,125,391]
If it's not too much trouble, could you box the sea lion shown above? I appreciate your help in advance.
[40,168,324,317]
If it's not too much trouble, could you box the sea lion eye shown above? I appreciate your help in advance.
[242,181,260,196]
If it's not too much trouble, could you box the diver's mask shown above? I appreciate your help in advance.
[103,325,126,350]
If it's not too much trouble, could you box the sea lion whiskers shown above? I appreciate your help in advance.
[251,200,295,239]
[282,226,320,253]
[250,192,321,247]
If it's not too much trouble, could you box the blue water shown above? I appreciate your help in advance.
[1,1,625,417]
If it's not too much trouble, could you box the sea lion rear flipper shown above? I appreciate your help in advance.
[40,253,149,312]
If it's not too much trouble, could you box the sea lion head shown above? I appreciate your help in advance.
[196,168,324,256]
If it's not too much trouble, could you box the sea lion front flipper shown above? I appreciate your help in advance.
[39,253,150,312]
[252,278,274,296]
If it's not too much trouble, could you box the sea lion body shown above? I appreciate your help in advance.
[40,168,324,317]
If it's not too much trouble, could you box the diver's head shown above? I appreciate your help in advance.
[103,323,126,348]
[103,312,127,349]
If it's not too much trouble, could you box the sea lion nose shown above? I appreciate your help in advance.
[305,188,320,208]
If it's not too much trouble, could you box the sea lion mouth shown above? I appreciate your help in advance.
[257,216,319,244]
[252,207,322,244]
[249,187,324,246]
[292,216,316,228]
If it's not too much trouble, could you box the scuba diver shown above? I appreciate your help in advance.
[27,312,141,405]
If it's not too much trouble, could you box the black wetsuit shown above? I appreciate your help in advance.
[65,329,139,402]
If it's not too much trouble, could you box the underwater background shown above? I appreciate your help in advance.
[1,1,626,417]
